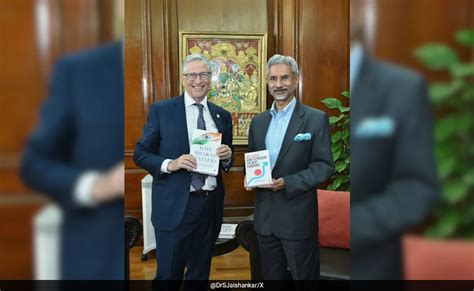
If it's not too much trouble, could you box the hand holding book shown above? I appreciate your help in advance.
[167,154,197,172]
[244,176,285,191]
[216,144,232,161]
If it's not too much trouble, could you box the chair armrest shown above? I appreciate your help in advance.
[235,220,254,252]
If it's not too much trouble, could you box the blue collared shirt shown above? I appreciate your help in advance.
[350,42,364,90]
[265,97,297,170]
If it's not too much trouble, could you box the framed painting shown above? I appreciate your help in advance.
[179,32,267,145]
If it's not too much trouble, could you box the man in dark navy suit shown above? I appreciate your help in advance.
[20,41,124,279]
[134,54,233,285]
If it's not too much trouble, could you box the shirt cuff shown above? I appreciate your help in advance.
[73,171,100,207]
[161,159,172,174]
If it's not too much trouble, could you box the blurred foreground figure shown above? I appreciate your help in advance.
[20,42,124,279]
[350,0,440,279]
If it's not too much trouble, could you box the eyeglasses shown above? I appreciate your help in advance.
[267,74,292,83]
[183,72,212,81]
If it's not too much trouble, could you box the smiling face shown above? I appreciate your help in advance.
[182,60,211,102]
[267,63,299,102]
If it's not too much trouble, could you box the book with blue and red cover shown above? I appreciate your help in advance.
[245,150,272,187]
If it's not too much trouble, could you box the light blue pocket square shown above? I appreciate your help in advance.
[355,116,395,138]
[294,133,312,141]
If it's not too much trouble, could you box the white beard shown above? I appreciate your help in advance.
[274,94,288,101]
[272,88,290,101]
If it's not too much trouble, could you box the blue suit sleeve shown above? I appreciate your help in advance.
[284,112,335,199]
[133,106,167,176]
[20,59,82,210]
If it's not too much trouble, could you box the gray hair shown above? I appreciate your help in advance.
[182,53,212,74]
[266,54,299,76]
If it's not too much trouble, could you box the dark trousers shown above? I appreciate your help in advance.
[154,191,216,285]
[257,233,319,281]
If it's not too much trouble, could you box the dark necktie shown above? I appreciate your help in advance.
[191,103,207,191]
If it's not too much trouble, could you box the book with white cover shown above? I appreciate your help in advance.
[245,150,272,187]
[218,223,237,239]
[190,129,222,176]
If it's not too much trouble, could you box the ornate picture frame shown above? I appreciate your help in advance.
[179,32,267,145]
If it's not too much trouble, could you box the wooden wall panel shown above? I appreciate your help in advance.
[271,0,349,108]
[124,0,147,153]
[0,169,31,194]
[0,0,110,200]
[62,0,100,52]
[125,170,147,211]
[178,0,267,32]
[279,0,298,57]
[298,0,349,109]
[372,0,473,81]
[0,0,53,155]
[0,201,46,279]
[151,0,177,101]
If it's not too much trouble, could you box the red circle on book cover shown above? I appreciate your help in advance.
[254,169,262,176]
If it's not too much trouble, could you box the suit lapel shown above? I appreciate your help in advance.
[257,111,272,150]
[273,102,305,170]
[208,103,224,134]
[173,95,190,152]
[351,53,384,127]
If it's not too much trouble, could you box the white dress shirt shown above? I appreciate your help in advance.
[160,92,219,192]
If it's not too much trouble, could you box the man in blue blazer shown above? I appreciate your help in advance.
[20,42,124,279]
[133,54,234,283]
